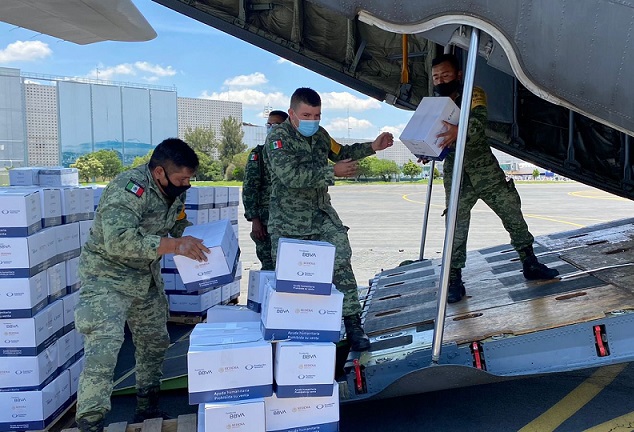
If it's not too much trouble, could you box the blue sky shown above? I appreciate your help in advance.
[0,0,412,140]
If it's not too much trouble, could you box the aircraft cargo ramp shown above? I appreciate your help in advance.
[341,218,634,402]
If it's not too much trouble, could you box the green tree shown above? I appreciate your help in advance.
[72,154,103,182]
[185,126,218,156]
[224,163,237,181]
[231,151,250,170]
[356,157,373,180]
[219,117,246,169]
[372,158,400,181]
[93,149,123,179]
[402,160,422,180]
[532,168,540,179]
[131,151,152,168]
[195,151,223,181]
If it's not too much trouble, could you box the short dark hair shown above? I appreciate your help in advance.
[268,110,288,120]
[290,87,321,110]
[149,138,199,171]
[432,53,461,72]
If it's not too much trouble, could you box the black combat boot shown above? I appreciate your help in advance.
[447,268,466,303]
[133,385,172,422]
[76,412,105,432]
[343,314,371,352]
[520,246,560,280]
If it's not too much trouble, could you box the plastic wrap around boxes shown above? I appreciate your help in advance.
[0,181,86,432]
[399,96,461,161]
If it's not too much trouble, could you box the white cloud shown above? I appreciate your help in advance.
[86,63,135,80]
[0,41,51,63]
[324,116,374,132]
[380,123,407,137]
[200,89,288,109]
[85,62,176,81]
[320,92,381,111]
[223,72,268,87]
[134,61,176,77]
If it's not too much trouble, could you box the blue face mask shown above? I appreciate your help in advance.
[297,119,320,137]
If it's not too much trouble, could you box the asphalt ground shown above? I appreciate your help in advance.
[105,181,634,431]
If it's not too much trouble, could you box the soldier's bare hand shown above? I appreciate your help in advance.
[371,132,394,151]
[437,121,458,149]
[251,218,267,241]
[174,236,209,262]
[334,159,358,178]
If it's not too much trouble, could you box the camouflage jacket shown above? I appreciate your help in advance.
[79,164,190,298]
[263,119,375,236]
[444,87,498,174]
[242,144,270,224]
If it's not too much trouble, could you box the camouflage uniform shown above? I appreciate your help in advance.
[74,164,190,420]
[243,144,274,270]
[443,87,534,269]
[263,119,375,316]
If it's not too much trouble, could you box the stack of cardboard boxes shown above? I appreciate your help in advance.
[162,186,242,318]
[191,238,342,431]
[0,167,90,431]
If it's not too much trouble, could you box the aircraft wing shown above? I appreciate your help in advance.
[1,0,156,44]
[153,0,634,200]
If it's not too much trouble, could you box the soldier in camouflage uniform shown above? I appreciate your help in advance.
[74,139,210,432]
[243,110,289,270]
[263,87,394,351]
[431,54,559,303]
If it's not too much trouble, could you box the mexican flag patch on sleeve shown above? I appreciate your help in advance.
[249,152,259,161]
[125,179,145,197]
[270,139,283,150]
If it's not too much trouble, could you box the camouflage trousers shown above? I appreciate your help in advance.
[443,160,534,269]
[270,215,361,317]
[74,281,170,420]
[250,230,274,271]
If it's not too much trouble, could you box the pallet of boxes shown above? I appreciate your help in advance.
[188,238,341,432]
[0,167,98,431]
[162,186,242,323]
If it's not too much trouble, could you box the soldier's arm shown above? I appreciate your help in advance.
[328,136,375,162]
[100,187,163,260]
[466,87,488,143]
[242,150,261,221]
[265,138,335,188]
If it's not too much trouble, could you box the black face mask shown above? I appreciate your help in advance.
[160,167,190,199]
[433,79,461,97]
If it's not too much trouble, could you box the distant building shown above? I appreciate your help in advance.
[0,68,244,168]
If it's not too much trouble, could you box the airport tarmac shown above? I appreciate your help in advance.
[237,181,634,294]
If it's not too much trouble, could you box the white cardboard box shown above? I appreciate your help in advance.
[213,187,229,208]
[0,300,64,356]
[0,341,58,390]
[65,257,80,293]
[0,271,48,319]
[75,187,93,220]
[169,290,215,313]
[38,168,79,187]
[57,330,75,369]
[0,230,49,279]
[0,369,70,431]
[260,282,343,343]
[247,270,275,313]
[38,188,63,228]
[8,167,41,186]
[208,208,220,222]
[69,356,84,396]
[62,290,79,332]
[187,209,209,226]
[79,220,93,247]
[59,187,81,224]
[47,261,67,302]
[205,305,260,324]
[187,324,273,404]
[185,187,214,210]
[0,189,42,237]
[173,220,240,292]
[264,381,339,432]
[399,96,461,160]
[274,341,336,398]
[227,187,240,206]
[198,399,265,432]
[275,239,335,296]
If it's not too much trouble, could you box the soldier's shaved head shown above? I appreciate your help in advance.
[290,87,321,110]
